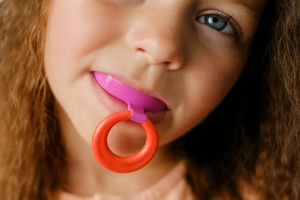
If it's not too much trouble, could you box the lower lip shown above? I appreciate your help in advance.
[90,73,170,124]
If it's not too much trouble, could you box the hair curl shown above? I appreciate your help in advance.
[0,0,65,199]
[0,0,299,200]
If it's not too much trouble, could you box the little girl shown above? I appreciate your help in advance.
[1,0,300,199]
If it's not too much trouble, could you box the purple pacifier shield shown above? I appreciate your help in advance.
[94,72,166,112]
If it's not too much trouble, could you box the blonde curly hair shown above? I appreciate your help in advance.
[0,0,65,199]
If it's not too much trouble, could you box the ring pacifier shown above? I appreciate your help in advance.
[92,72,166,173]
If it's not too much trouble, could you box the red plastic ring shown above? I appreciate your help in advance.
[91,110,159,173]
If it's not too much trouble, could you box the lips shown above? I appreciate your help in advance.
[91,72,170,124]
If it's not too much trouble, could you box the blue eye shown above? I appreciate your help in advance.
[204,15,227,31]
[196,14,235,36]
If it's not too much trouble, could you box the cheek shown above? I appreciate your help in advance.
[44,0,127,145]
[171,45,246,138]
[190,31,247,110]
[46,0,122,64]
[44,0,125,106]
[188,63,240,112]
[196,51,244,104]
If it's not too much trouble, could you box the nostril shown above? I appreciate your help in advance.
[137,48,145,52]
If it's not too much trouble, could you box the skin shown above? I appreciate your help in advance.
[44,0,267,197]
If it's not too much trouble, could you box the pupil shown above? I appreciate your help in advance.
[213,17,218,23]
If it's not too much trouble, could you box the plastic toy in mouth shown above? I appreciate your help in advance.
[92,71,166,173]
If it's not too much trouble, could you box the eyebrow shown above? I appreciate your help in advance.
[230,0,260,16]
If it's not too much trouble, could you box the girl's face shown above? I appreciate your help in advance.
[45,0,266,156]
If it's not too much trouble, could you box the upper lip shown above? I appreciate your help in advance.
[93,71,171,111]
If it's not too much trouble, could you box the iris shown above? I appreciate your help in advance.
[204,15,227,31]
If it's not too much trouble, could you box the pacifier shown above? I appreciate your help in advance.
[92,72,166,173]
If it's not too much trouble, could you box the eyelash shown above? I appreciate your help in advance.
[196,12,242,39]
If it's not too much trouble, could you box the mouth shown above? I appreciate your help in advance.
[90,72,170,124]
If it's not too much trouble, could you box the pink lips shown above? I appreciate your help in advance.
[93,72,166,112]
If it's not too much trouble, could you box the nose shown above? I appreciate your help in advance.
[125,6,185,70]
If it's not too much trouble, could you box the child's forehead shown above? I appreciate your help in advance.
[81,0,266,15]
[202,0,268,16]
[47,0,267,14]
[228,0,267,14]
[228,0,259,12]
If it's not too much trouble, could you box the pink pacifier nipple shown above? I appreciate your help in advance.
[93,71,166,113]
[92,72,165,173]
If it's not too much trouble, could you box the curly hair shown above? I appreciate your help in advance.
[0,0,65,199]
[179,0,300,199]
[0,0,299,200]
